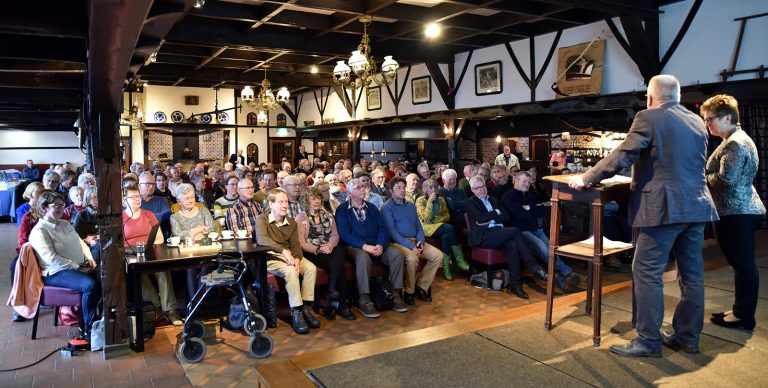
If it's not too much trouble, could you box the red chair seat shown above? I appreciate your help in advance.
[470,247,508,266]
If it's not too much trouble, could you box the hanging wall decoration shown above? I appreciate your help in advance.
[553,39,605,99]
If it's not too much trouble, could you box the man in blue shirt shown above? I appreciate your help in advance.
[502,171,585,294]
[381,177,442,305]
[336,178,407,318]
[22,160,41,181]
[138,172,172,238]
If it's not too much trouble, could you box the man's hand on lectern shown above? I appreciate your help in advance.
[568,175,586,191]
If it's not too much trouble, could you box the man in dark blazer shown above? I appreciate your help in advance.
[294,144,308,168]
[464,176,547,299]
[570,75,718,357]
[229,148,245,166]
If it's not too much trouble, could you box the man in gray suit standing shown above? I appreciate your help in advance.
[569,74,718,357]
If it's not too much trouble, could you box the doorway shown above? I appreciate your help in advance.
[247,143,258,165]
[530,136,550,161]
[269,139,293,166]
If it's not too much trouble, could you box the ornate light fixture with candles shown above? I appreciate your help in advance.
[240,64,290,126]
[332,16,399,90]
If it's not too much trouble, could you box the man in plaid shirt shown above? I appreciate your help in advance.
[226,179,263,235]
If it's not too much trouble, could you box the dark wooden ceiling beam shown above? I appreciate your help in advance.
[139,64,331,87]
[0,73,83,90]
[0,59,85,73]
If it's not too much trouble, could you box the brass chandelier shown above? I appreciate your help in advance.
[240,65,289,125]
[332,16,399,90]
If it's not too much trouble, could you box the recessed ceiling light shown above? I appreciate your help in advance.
[425,22,441,38]
[310,65,318,74]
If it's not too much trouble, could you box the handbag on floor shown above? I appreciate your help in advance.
[370,277,395,311]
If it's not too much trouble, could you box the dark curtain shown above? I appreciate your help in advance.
[740,100,768,228]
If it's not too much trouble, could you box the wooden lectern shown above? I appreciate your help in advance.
[543,174,635,346]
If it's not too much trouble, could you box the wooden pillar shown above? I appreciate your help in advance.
[91,110,130,358]
[349,126,361,162]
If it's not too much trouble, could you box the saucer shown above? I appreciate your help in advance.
[167,243,180,247]
[235,235,250,240]
[219,236,234,241]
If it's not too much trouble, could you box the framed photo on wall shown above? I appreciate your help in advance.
[475,60,503,96]
[366,86,381,111]
[411,76,431,105]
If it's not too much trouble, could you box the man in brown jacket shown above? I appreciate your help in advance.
[255,188,319,334]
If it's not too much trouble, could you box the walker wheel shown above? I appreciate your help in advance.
[248,334,274,359]
[187,319,206,339]
[243,312,267,336]
[179,337,206,363]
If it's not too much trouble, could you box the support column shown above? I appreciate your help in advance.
[91,110,131,359]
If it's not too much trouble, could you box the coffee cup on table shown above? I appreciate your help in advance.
[167,236,181,246]
[236,230,247,238]
[208,232,219,241]
[221,230,233,239]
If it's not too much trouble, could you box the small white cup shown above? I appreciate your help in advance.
[208,232,219,240]
[221,230,233,239]
[236,230,247,238]
[213,209,222,217]
[184,236,195,247]
[219,218,226,226]
[167,236,181,246]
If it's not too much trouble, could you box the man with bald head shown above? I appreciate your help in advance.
[569,74,718,358]
[230,148,245,166]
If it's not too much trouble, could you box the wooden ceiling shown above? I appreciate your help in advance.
[0,0,687,132]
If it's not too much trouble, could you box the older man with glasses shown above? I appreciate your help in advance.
[225,178,262,235]
[138,172,173,238]
[282,175,304,218]
[464,176,547,299]
[336,178,408,318]
[213,176,239,229]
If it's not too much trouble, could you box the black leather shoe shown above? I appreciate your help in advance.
[302,304,321,328]
[609,339,662,358]
[507,284,529,299]
[661,330,699,354]
[291,308,309,334]
[326,289,341,301]
[710,315,756,331]
[403,292,415,305]
[336,303,357,321]
[532,267,547,281]
[415,286,432,302]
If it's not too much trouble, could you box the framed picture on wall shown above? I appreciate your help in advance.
[366,86,381,110]
[475,60,503,96]
[411,76,431,105]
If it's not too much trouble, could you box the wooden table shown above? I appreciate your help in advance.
[126,239,269,352]
[543,174,635,346]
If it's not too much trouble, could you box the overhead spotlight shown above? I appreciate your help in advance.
[194,0,205,8]
[149,50,158,63]
[424,22,441,39]
[495,134,502,143]
[310,65,318,74]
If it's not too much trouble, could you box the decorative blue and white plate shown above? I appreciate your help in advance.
[171,111,185,123]
[154,111,166,123]
[201,114,212,124]
[217,112,229,124]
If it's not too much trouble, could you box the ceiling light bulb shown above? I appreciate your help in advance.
[194,0,205,8]
[310,65,318,74]
[149,51,158,63]
[495,135,502,143]
[425,22,441,38]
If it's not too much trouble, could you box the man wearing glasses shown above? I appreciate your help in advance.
[282,175,304,218]
[138,172,172,238]
[253,168,277,209]
[464,176,547,299]
[226,179,263,236]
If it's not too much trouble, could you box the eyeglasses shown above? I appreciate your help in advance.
[471,185,486,190]
[48,203,66,209]
[703,115,721,124]
[124,195,141,200]
[226,183,238,186]
[140,182,156,186]
[238,186,255,191]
